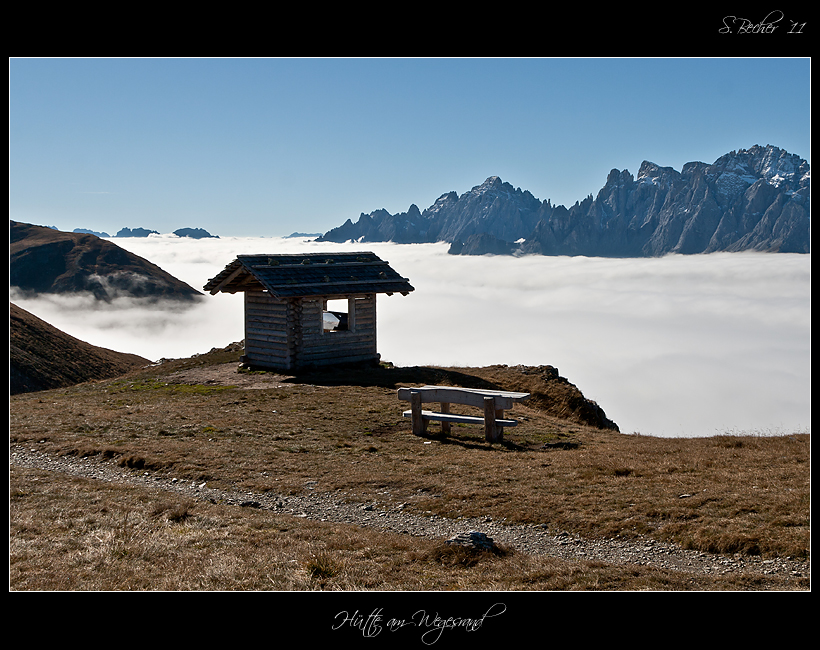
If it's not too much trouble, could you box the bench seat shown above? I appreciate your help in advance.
[402,409,518,427]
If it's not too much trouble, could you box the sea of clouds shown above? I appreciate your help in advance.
[11,235,810,438]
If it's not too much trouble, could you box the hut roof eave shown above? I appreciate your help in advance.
[203,252,414,298]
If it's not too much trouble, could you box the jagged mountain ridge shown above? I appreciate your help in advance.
[317,145,810,256]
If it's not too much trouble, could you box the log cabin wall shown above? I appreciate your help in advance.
[243,291,295,370]
[243,291,378,370]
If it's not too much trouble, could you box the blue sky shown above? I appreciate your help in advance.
[9,58,811,238]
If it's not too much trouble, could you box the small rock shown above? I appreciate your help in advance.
[445,531,496,551]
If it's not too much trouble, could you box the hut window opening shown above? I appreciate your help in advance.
[323,298,354,333]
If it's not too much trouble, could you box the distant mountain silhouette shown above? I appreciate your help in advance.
[74,228,110,237]
[173,227,218,239]
[318,145,810,256]
[10,221,203,302]
[10,302,150,394]
[115,227,159,237]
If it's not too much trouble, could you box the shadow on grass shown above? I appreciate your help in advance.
[412,428,533,452]
[282,362,507,391]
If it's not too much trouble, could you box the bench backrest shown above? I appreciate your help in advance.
[397,386,529,410]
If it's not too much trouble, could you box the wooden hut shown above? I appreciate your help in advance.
[203,252,414,371]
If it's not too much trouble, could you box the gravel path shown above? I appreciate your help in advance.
[11,443,810,585]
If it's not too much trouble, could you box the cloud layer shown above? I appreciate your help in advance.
[11,235,810,438]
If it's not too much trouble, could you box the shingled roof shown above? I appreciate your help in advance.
[203,252,414,298]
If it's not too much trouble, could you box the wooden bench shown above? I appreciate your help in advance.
[397,385,530,443]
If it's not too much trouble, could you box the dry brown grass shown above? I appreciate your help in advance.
[9,348,810,591]
[10,465,802,592]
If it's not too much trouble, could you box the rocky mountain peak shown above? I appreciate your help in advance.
[427,190,458,209]
[710,144,808,190]
[475,175,503,191]
[752,144,810,189]
[605,168,635,188]
[636,161,680,187]
[470,175,536,202]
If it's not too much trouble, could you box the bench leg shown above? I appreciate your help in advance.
[496,409,506,442]
[484,397,502,443]
[410,391,427,436]
[440,402,451,434]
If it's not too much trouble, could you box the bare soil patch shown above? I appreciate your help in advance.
[165,361,294,390]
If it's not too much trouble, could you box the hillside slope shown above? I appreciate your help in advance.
[10,302,151,394]
[10,221,203,302]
